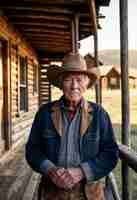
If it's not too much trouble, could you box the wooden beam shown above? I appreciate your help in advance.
[2,40,12,150]
[37,47,71,53]
[120,0,129,148]
[29,38,71,43]
[33,44,70,49]
[5,0,86,5]
[4,7,93,19]
[80,22,92,27]
[71,19,75,53]
[26,35,71,40]
[80,27,93,32]
[75,13,79,52]
[88,0,97,33]
[8,14,71,22]
[20,28,71,36]
[119,144,137,173]
[1,5,73,14]
[94,32,101,104]
[24,33,71,39]
[13,21,69,29]
[36,45,70,48]
[31,41,71,46]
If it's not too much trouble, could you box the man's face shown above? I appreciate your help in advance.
[62,73,90,103]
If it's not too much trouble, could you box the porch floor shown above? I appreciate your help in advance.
[0,144,40,200]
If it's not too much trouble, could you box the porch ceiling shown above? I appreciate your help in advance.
[0,0,110,59]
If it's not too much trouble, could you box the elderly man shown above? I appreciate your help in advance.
[26,52,119,200]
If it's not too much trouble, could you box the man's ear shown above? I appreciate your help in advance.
[85,76,90,88]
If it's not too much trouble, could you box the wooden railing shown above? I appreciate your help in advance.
[119,144,137,173]
[106,173,121,200]
[108,144,137,200]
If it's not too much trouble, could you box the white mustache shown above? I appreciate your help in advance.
[70,90,80,94]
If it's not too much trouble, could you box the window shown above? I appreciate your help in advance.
[19,56,28,112]
[33,64,38,94]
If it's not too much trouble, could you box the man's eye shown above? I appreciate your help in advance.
[64,79,71,81]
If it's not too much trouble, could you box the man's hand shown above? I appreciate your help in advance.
[47,167,74,189]
[68,167,84,185]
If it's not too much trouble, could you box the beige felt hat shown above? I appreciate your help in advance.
[47,52,100,89]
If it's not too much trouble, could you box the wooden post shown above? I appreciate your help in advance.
[71,20,75,53]
[74,13,79,52]
[71,13,79,53]
[88,0,101,104]
[119,0,130,199]
[94,32,101,104]
[88,0,97,33]
[3,40,12,150]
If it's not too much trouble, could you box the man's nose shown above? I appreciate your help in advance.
[71,79,79,88]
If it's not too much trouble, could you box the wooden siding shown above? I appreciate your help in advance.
[11,51,39,147]
[0,16,39,153]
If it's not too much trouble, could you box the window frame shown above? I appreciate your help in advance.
[19,56,28,113]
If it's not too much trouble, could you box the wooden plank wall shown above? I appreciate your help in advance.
[0,16,39,151]
[11,49,39,148]
[11,44,18,118]
[28,58,39,110]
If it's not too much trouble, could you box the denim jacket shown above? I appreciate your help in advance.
[25,98,119,182]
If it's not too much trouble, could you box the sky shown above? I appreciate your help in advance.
[79,0,137,55]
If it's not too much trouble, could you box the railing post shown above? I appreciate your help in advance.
[119,0,130,200]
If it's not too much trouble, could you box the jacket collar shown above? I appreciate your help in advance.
[51,97,93,136]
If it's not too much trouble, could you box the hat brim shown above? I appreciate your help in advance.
[47,65,100,89]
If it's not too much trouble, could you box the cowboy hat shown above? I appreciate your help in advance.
[47,52,100,89]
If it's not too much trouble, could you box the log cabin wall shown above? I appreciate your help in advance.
[0,16,39,153]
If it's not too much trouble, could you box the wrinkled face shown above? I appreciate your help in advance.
[62,72,90,103]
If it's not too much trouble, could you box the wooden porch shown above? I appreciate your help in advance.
[0,0,136,200]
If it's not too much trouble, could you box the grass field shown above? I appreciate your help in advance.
[52,87,137,199]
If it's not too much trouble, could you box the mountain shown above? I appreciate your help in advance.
[98,49,137,68]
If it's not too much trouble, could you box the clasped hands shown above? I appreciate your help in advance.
[47,167,84,190]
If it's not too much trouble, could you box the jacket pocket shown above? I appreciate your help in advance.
[82,133,100,159]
